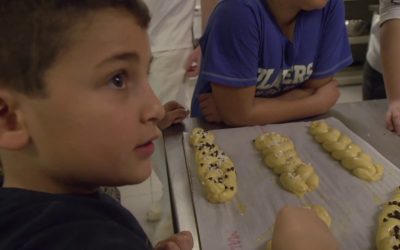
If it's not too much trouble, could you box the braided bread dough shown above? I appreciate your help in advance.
[190,128,237,203]
[254,132,319,196]
[309,120,384,182]
[376,187,400,250]
[266,205,332,250]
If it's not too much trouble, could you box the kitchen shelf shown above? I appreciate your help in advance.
[368,4,379,12]
[336,66,363,86]
[349,35,369,45]
[337,0,376,86]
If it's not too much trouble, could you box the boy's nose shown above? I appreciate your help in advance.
[142,82,165,124]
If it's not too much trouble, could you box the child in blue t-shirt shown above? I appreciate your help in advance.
[191,0,353,126]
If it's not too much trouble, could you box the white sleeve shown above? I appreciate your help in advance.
[380,0,400,25]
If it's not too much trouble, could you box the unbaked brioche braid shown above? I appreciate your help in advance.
[309,120,383,182]
[254,132,319,196]
[376,187,400,250]
[190,128,237,203]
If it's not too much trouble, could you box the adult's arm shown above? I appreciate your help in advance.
[381,19,400,134]
[185,1,220,77]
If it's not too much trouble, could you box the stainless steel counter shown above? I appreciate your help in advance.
[163,99,400,250]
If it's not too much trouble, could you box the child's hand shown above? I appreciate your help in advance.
[386,99,400,135]
[199,93,222,123]
[154,231,194,250]
[271,206,339,250]
[157,101,189,130]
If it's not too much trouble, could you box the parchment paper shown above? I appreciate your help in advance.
[182,117,400,250]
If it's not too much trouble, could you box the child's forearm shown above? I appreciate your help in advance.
[211,81,336,126]
[218,94,326,126]
[259,83,339,125]
[248,94,327,124]
[274,76,334,101]
[275,88,315,100]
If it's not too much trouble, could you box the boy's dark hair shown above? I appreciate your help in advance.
[0,0,150,96]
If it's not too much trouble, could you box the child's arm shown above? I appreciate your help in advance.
[200,77,339,126]
[158,101,189,130]
[271,206,339,250]
[276,76,339,101]
[273,77,332,101]
[154,231,194,250]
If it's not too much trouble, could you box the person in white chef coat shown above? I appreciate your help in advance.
[146,0,196,105]
[144,0,218,107]
[363,0,400,135]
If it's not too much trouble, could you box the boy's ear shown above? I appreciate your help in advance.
[0,90,29,150]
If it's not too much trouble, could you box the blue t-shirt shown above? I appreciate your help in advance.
[191,0,353,117]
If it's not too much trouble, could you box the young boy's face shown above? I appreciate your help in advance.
[18,9,164,190]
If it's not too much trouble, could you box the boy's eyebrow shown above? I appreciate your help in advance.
[96,52,139,68]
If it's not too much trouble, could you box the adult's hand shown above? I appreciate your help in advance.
[386,99,400,135]
[185,47,201,78]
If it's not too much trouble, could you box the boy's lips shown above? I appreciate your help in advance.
[135,135,158,157]
[135,141,155,157]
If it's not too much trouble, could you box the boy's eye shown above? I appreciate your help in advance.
[108,72,127,89]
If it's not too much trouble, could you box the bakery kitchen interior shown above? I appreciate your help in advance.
[3,0,400,250]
